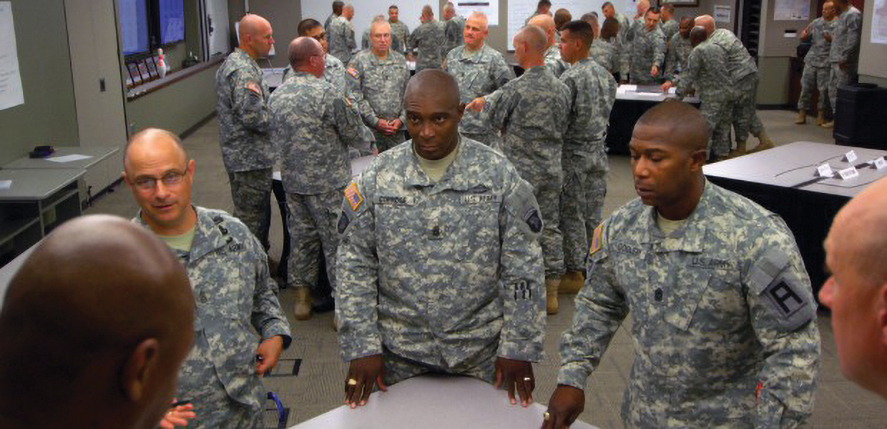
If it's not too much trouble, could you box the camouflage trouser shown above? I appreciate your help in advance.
[731,74,764,143]
[561,146,608,272]
[381,343,497,386]
[373,129,406,153]
[798,63,831,112]
[228,168,272,249]
[700,98,734,158]
[176,334,263,429]
[828,62,858,116]
[286,190,342,294]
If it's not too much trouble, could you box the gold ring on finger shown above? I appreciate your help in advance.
[543,411,550,420]
[347,378,358,386]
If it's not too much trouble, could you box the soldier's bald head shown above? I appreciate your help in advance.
[516,25,549,56]
[422,5,433,16]
[239,14,270,41]
[829,179,887,286]
[288,36,323,69]
[529,13,556,35]
[0,215,194,428]
[405,69,460,110]
[695,15,716,35]
[636,101,709,154]
[124,128,187,169]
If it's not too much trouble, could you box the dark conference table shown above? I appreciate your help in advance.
[703,142,887,293]
[606,85,700,155]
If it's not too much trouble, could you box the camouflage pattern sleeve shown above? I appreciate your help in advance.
[491,53,517,89]
[743,217,819,427]
[483,82,518,132]
[346,58,380,127]
[665,33,680,81]
[675,48,700,96]
[332,95,374,152]
[652,32,666,68]
[557,221,629,390]
[248,232,293,348]
[497,170,546,361]
[335,175,384,361]
[838,10,862,63]
[231,68,271,133]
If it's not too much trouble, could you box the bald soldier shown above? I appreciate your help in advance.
[0,216,194,429]
[820,178,887,400]
[543,101,820,428]
[442,2,466,56]
[271,37,373,320]
[557,20,617,295]
[347,18,411,153]
[283,19,348,98]
[444,11,514,146]
[336,70,545,409]
[663,17,694,83]
[410,5,446,72]
[123,129,292,427]
[467,26,570,313]
[216,14,275,249]
[696,15,775,156]
[529,14,569,78]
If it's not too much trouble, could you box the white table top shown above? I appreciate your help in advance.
[703,141,887,198]
[290,375,597,429]
[616,84,700,104]
[0,168,84,200]
[2,146,119,170]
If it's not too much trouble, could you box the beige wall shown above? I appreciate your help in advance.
[859,0,887,82]
[0,0,79,165]
[125,65,220,137]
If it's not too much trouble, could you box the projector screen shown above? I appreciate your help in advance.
[119,0,150,55]
[158,0,185,45]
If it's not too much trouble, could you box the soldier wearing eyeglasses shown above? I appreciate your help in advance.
[122,128,292,428]
[284,19,347,98]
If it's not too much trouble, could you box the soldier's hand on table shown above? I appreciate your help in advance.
[344,354,388,408]
[541,385,585,429]
[465,97,486,112]
[494,357,535,407]
[661,81,674,92]
[159,399,195,428]
[255,335,284,375]
[650,65,659,77]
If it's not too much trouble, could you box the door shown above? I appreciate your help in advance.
[201,0,230,59]
[65,0,128,201]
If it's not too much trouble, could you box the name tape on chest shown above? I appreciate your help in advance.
[378,195,417,206]
[461,194,500,205]
[344,182,363,211]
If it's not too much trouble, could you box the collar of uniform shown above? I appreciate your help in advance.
[404,135,491,192]
[370,51,394,65]
[133,205,228,261]
[642,180,711,253]
[458,44,487,63]
[575,57,594,67]
[523,65,547,76]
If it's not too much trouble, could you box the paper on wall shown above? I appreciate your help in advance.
[0,2,24,111]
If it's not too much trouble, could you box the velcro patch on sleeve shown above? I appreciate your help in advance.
[344,182,363,211]
[589,224,603,255]
[522,207,543,233]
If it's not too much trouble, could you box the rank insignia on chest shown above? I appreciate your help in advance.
[344,182,363,211]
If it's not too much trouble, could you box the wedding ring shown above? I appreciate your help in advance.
[543,411,550,420]
[523,377,533,382]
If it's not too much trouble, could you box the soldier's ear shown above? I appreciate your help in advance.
[879,283,887,347]
[457,103,466,120]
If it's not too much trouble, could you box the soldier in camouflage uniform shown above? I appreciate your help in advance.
[605,0,645,81]
[283,19,346,97]
[123,129,291,429]
[409,5,446,73]
[328,4,356,65]
[324,1,343,33]
[388,5,410,55]
[664,17,694,82]
[361,15,402,53]
[467,26,570,314]
[443,2,466,57]
[629,8,665,85]
[591,18,619,74]
[270,38,374,321]
[660,4,679,44]
[797,2,838,125]
[698,15,775,156]
[337,70,545,409]
[529,14,569,78]
[216,14,275,249]
[444,12,515,147]
[823,0,862,128]
[666,27,734,159]
[543,102,820,429]
[347,20,411,153]
[557,21,618,296]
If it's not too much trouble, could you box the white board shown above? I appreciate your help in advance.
[507,0,636,51]
[300,0,426,52]
[0,2,24,111]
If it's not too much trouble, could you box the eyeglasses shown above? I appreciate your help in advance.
[133,170,187,191]
[313,32,327,41]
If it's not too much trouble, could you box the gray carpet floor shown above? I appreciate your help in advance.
[86,109,885,428]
